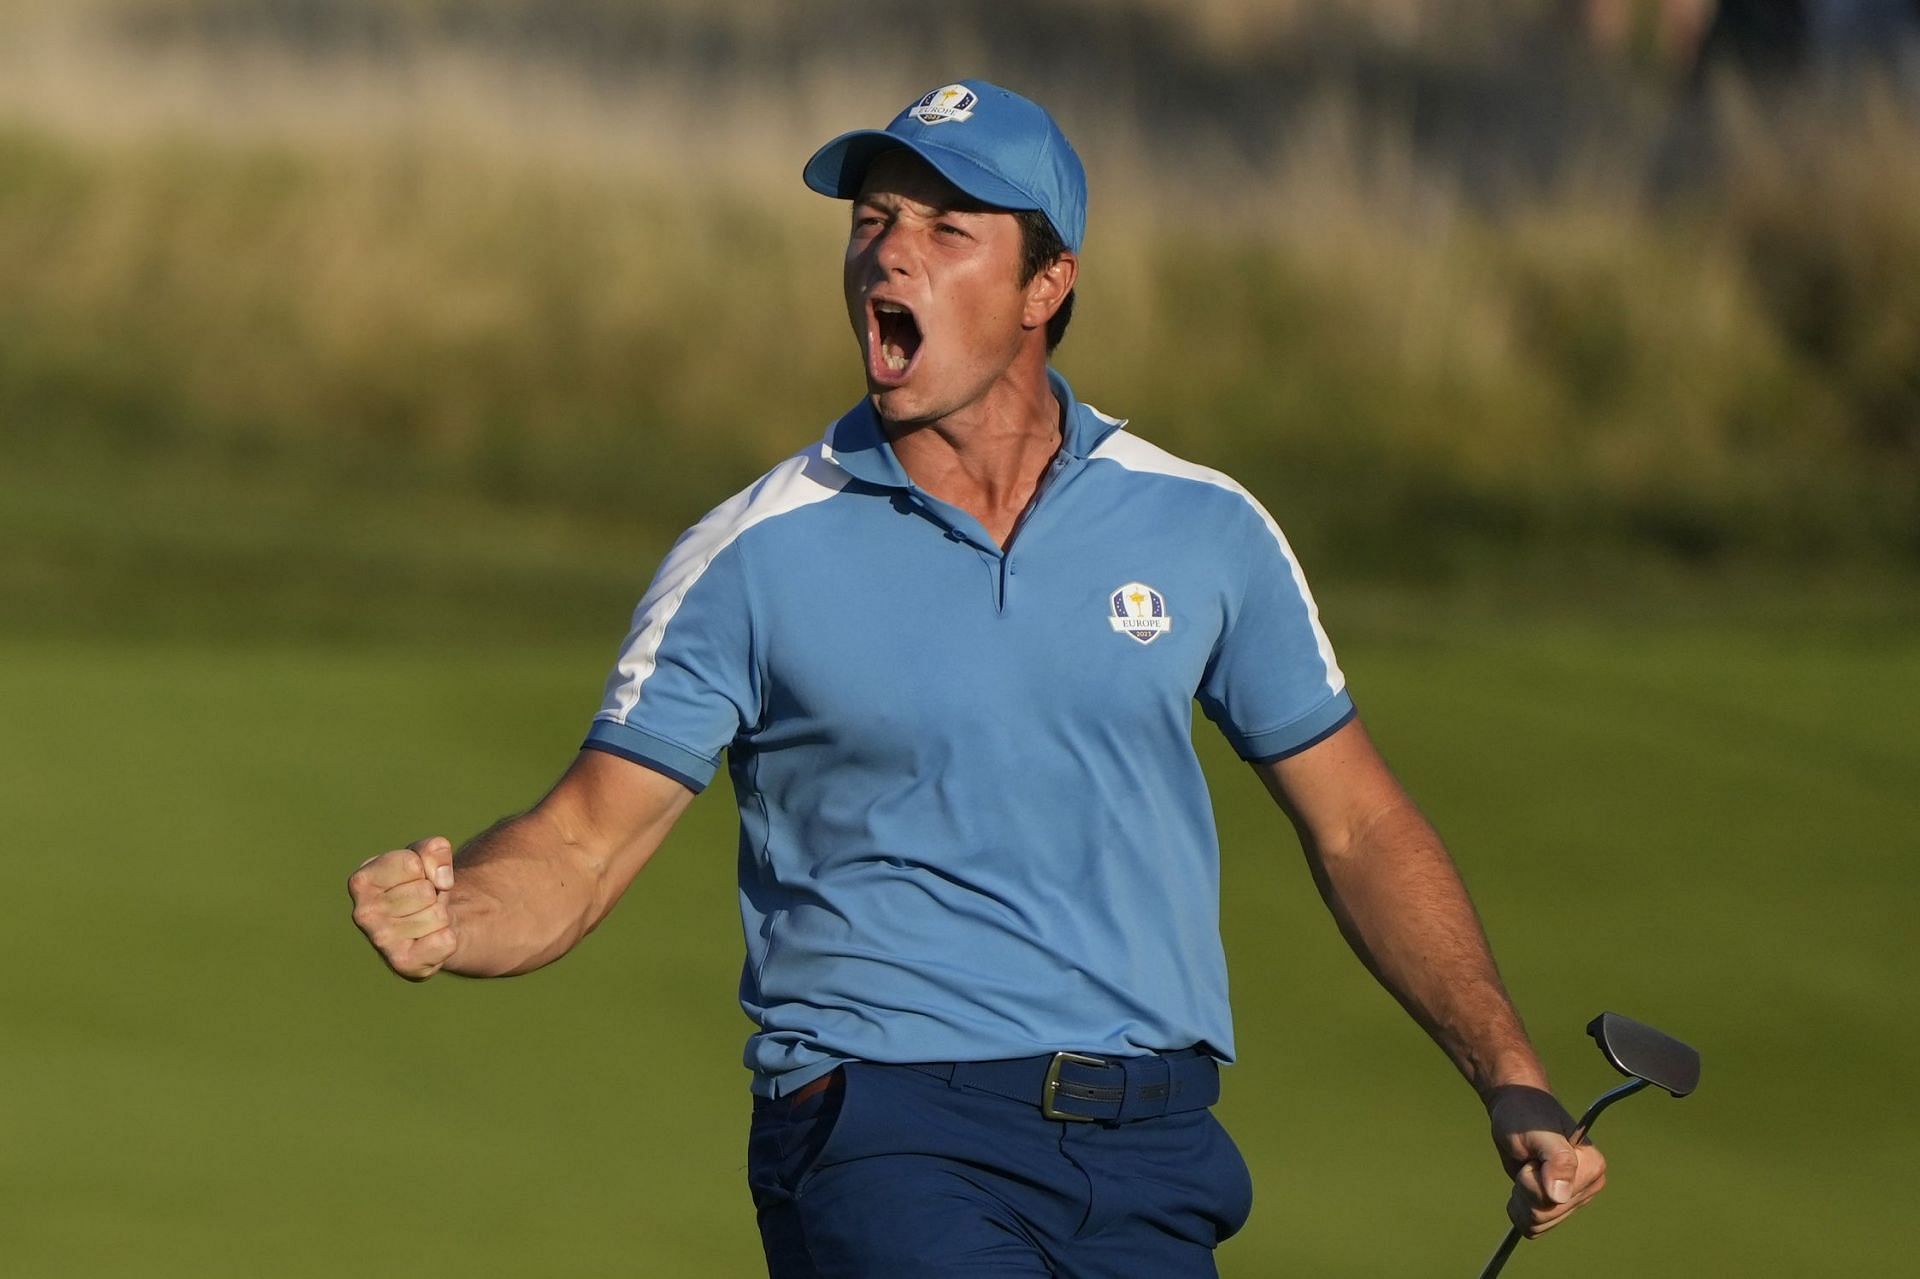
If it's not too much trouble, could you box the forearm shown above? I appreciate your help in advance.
[1308,800,1548,1101]
[442,807,607,978]
[1257,724,1602,1225]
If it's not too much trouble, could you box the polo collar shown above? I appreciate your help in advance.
[819,368,1128,491]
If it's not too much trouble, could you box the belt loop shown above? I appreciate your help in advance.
[1117,1053,1173,1122]
[906,1061,963,1089]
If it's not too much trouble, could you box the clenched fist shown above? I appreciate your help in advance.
[1487,1084,1608,1238]
[348,836,459,980]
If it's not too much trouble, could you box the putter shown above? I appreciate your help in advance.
[1477,1012,1700,1278]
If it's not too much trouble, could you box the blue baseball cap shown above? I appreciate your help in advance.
[803,79,1087,252]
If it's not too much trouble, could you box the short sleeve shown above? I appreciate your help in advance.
[583,533,759,793]
[1196,501,1354,762]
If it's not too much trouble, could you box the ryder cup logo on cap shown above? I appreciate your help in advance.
[1109,583,1171,645]
[801,78,1088,252]
[911,85,977,125]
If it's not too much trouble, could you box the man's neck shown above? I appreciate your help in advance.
[881,361,1063,545]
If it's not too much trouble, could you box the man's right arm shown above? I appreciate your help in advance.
[347,749,696,981]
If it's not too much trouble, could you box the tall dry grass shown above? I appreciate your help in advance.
[1,4,1915,577]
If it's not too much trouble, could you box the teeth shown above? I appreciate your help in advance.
[875,302,912,373]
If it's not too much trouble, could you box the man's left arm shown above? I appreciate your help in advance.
[1252,716,1606,1238]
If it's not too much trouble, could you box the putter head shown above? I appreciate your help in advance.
[1587,1012,1700,1097]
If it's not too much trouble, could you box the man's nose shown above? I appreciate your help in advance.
[871,222,921,277]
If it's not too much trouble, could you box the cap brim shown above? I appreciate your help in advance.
[803,129,1039,215]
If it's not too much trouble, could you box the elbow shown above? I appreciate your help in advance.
[572,843,623,940]
[528,805,619,941]
[1311,794,1434,873]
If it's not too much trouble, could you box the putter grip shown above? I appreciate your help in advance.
[1474,1129,1597,1275]
[1477,1103,1612,1276]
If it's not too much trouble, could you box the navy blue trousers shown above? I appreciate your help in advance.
[748,1061,1254,1277]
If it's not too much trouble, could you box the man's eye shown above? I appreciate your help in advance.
[935,223,969,238]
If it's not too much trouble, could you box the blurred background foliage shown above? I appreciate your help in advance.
[3,0,1917,646]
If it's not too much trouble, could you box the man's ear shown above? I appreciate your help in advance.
[1023,251,1078,330]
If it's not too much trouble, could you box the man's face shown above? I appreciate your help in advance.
[843,150,1035,425]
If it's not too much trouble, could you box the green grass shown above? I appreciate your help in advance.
[4,616,1913,1276]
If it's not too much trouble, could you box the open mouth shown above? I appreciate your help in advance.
[871,300,923,379]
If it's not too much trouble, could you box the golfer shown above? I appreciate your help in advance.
[349,80,1606,1276]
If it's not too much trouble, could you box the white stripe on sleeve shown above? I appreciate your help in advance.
[1088,428,1344,694]
[604,450,849,725]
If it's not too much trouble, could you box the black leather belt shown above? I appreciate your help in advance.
[903,1048,1219,1123]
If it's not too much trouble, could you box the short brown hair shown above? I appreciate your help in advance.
[1014,208,1074,353]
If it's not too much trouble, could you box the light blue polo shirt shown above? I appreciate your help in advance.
[586,371,1353,1097]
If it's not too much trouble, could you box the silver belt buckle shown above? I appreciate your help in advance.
[1041,1051,1110,1122]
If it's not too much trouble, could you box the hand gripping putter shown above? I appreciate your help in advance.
[1478,1012,1702,1277]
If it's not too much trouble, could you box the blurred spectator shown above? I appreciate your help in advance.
[1693,0,1920,80]
[1808,0,1920,69]
[1695,0,1810,79]
[1585,0,1717,70]
[1586,0,1920,80]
